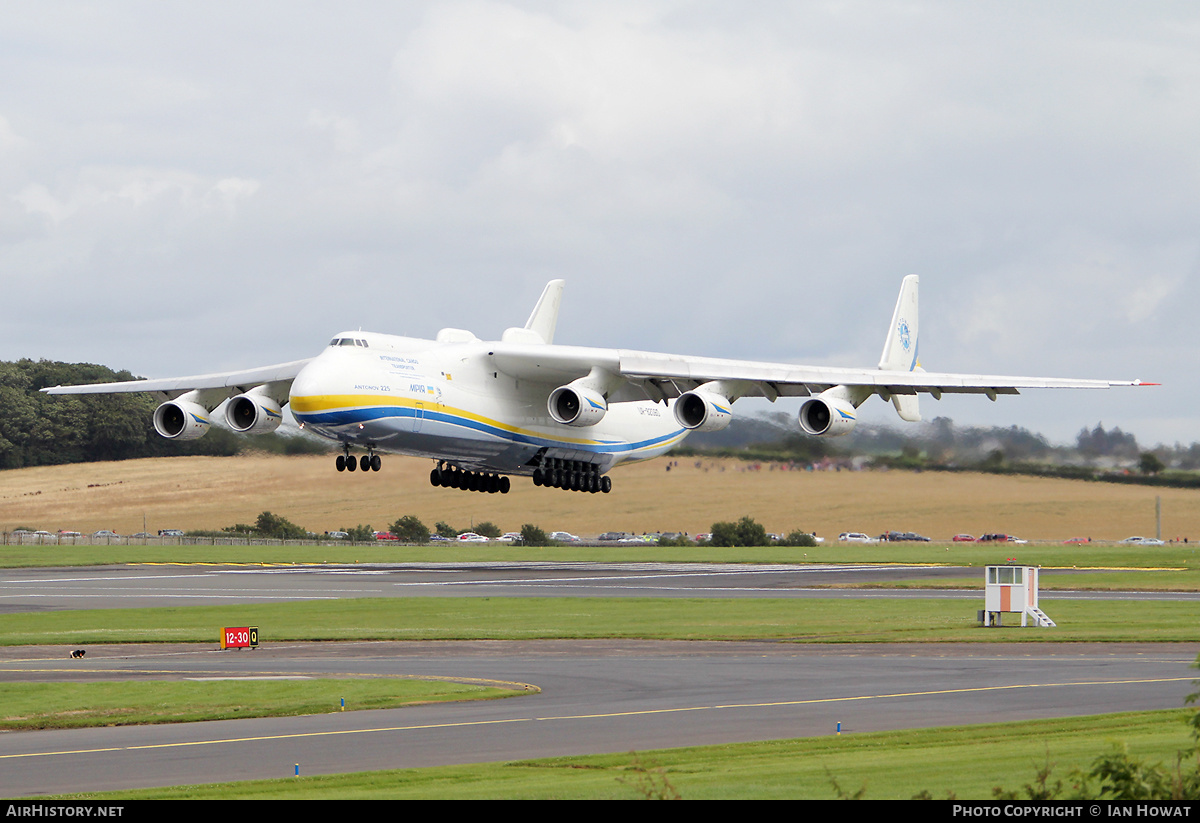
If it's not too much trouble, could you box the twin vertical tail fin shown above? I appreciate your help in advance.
[502,279,565,345]
[878,274,922,422]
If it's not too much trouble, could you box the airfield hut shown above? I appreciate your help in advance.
[980,565,1055,628]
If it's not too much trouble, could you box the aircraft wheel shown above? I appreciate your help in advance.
[500,476,510,494]
[336,455,346,472]
[360,455,370,472]
[371,454,382,472]
[532,468,543,486]
[601,476,612,493]
[430,468,440,487]
[346,457,357,472]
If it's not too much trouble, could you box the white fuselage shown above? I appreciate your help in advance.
[288,331,688,475]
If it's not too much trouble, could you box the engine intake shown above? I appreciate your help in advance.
[673,390,733,432]
[153,400,212,440]
[225,391,284,435]
[548,384,607,427]
[798,392,858,436]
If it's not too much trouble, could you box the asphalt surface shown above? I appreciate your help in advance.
[0,562,1196,796]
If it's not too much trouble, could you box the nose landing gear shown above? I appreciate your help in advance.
[335,446,381,473]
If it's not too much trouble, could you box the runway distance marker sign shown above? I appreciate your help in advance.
[220,626,259,650]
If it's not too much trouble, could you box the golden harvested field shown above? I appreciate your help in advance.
[0,454,1196,542]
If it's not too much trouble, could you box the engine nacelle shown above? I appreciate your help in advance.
[225,391,284,435]
[153,400,212,441]
[798,393,858,437]
[673,390,733,432]
[548,384,608,427]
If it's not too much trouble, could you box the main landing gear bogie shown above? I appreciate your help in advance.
[335,448,381,473]
[532,459,611,494]
[430,463,510,494]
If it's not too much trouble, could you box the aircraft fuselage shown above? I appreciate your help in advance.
[288,331,687,476]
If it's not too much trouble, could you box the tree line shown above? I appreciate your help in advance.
[0,359,327,470]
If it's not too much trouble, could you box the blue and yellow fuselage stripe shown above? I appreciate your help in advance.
[290,394,687,457]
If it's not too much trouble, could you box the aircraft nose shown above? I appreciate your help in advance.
[289,355,331,404]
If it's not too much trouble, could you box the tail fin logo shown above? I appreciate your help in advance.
[898,319,911,352]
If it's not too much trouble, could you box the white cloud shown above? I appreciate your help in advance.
[1,1,1198,444]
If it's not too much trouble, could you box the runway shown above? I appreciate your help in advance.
[0,640,1194,796]
[0,562,1196,796]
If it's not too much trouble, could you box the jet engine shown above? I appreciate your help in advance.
[673,390,733,432]
[225,390,284,435]
[548,384,608,427]
[798,391,858,437]
[153,399,212,440]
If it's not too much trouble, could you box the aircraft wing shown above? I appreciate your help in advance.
[40,359,313,399]
[615,350,1148,399]
[490,343,1147,402]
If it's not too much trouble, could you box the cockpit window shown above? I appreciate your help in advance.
[329,337,369,348]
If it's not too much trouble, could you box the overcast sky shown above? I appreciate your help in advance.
[2,2,1197,446]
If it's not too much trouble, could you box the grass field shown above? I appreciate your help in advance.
[0,678,527,730]
[1,454,1197,543]
[4,596,1198,644]
[4,541,1199,577]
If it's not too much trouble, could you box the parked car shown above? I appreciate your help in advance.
[550,531,580,542]
[456,532,489,542]
[838,532,874,543]
[952,534,976,542]
[492,533,522,543]
[976,534,1013,543]
[1063,537,1090,545]
[428,534,452,543]
[598,532,630,541]
[1119,536,1165,546]
[879,531,930,542]
[373,531,398,541]
[158,529,184,537]
[91,530,120,539]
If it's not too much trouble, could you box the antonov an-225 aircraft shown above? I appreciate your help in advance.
[43,277,1149,495]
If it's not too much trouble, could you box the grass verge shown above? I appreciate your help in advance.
[3,542,1200,570]
[56,709,1197,800]
[2,596,1198,644]
[0,678,528,730]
